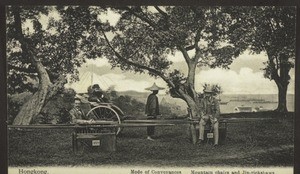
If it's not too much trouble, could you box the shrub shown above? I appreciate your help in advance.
[7,92,32,124]
[34,88,76,124]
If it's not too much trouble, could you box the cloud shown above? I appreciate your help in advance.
[98,73,168,92]
[238,50,268,61]
[100,73,152,92]
[69,50,295,95]
[67,66,295,95]
[195,67,284,94]
[65,71,168,93]
[85,58,110,68]
[167,51,186,63]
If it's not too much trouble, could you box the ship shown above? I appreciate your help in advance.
[233,105,254,113]
[252,100,277,104]
[220,101,229,105]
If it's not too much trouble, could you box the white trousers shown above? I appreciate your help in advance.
[199,115,219,145]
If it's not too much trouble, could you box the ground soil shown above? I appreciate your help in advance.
[8,111,294,167]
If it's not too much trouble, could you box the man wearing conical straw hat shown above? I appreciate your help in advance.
[145,83,164,141]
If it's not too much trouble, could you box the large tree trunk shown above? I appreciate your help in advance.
[273,54,291,113]
[170,83,201,144]
[184,91,201,144]
[276,83,288,113]
[185,95,201,118]
[169,82,201,118]
[12,6,52,125]
[12,55,51,125]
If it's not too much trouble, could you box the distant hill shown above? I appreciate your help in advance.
[118,90,149,102]
[118,90,188,114]
[117,90,186,104]
[115,91,295,113]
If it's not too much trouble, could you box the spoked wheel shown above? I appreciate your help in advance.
[86,105,122,135]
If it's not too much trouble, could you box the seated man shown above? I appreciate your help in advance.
[88,84,109,103]
[198,85,220,147]
[69,98,94,124]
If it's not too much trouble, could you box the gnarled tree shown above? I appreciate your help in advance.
[87,6,240,118]
[7,6,92,124]
[224,6,296,113]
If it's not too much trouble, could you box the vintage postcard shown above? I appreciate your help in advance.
[4,3,298,174]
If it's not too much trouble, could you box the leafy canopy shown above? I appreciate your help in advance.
[7,6,93,94]
[88,7,241,84]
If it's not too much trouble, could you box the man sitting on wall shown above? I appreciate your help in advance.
[69,98,94,124]
[198,85,220,147]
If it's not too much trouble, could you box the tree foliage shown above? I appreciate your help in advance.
[7,88,76,124]
[34,88,76,124]
[99,7,240,77]
[223,6,296,112]
[82,6,242,118]
[6,6,99,124]
[7,6,93,94]
[7,6,294,124]
[202,83,222,95]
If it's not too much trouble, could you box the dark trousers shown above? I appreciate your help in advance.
[147,116,156,136]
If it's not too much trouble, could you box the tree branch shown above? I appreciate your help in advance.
[194,29,201,51]
[267,18,276,37]
[154,6,168,17]
[8,64,36,74]
[12,7,23,41]
[184,28,201,57]
[119,7,175,50]
[123,7,158,29]
[178,45,191,65]
[178,45,197,90]
[275,54,280,70]
[266,52,282,89]
[99,24,176,89]
[185,45,195,51]
[192,28,202,62]
[46,74,67,100]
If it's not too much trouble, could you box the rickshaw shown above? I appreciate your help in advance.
[75,84,126,135]
[85,101,125,135]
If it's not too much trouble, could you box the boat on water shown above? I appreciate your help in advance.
[220,101,229,105]
[218,96,229,105]
[254,106,271,112]
[233,106,254,113]
[229,99,250,102]
[252,100,277,104]
[234,105,271,113]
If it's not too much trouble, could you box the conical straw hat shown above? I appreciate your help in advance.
[145,83,165,91]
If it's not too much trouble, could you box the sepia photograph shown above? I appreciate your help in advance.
[4,4,297,174]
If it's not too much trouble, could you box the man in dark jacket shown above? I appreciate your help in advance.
[145,83,164,141]
[88,84,109,103]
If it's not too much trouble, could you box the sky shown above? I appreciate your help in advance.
[65,50,295,94]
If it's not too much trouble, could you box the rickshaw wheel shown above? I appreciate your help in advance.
[86,105,122,135]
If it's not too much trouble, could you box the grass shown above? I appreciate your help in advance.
[8,112,294,167]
